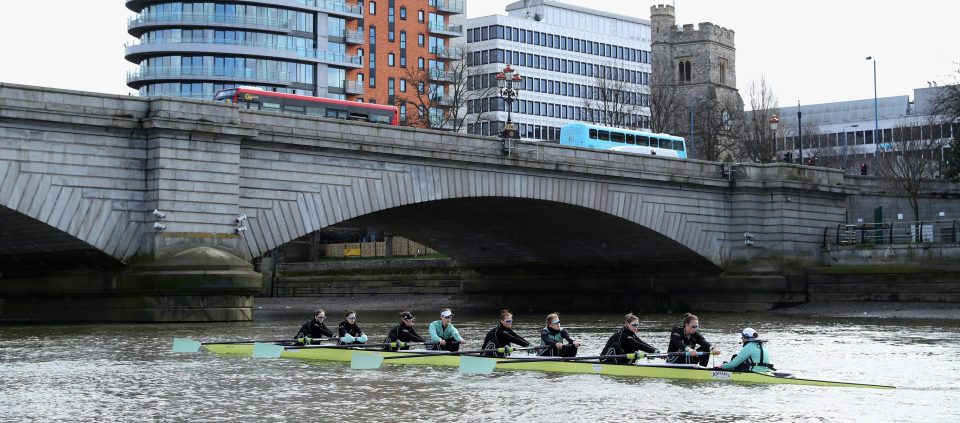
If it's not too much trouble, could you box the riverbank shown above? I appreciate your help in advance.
[772,301,960,320]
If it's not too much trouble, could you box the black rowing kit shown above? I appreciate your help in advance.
[482,323,530,357]
[383,324,426,351]
[601,326,658,364]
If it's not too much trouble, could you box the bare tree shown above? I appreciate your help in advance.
[931,64,960,181]
[878,119,950,221]
[579,61,646,129]
[688,92,743,162]
[649,56,684,135]
[740,77,781,163]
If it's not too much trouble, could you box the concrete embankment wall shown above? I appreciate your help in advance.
[807,266,960,302]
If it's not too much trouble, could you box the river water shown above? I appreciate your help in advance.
[1,307,957,422]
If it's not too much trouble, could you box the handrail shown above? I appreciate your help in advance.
[826,219,959,246]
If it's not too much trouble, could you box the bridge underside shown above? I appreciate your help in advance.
[0,206,122,275]
[335,198,717,275]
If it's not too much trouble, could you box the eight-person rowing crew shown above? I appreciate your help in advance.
[294,309,774,372]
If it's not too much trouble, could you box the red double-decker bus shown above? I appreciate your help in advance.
[213,87,399,125]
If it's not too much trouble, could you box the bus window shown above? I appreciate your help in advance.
[611,131,625,143]
[598,130,610,141]
[213,89,236,102]
[306,107,323,116]
[284,105,305,114]
[674,140,685,151]
[370,114,391,124]
[589,129,598,139]
[326,109,347,119]
[638,136,649,146]
[626,134,635,144]
[261,102,281,111]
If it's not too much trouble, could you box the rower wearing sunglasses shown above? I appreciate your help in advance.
[482,309,530,357]
[337,310,368,345]
[384,311,426,351]
[294,308,334,345]
[666,313,719,367]
[538,312,580,357]
[428,308,465,352]
[600,313,658,364]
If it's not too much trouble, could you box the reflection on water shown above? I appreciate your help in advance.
[1,309,958,422]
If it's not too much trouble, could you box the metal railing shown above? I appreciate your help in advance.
[129,13,293,32]
[127,66,293,84]
[824,220,958,246]
[344,80,364,94]
[427,22,464,36]
[429,46,461,60]
[431,0,465,14]
[126,38,360,65]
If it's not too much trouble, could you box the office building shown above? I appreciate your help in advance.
[463,0,653,141]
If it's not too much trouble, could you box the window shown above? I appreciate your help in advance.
[388,78,395,96]
[418,57,424,69]
[418,33,424,46]
[388,6,394,23]
[418,10,424,23]
[388,53,395,66]
[719,59,727,85]
[369,1,376,14]
[400,79,406,92]
[400,7,406,20]
[400,31,406,48]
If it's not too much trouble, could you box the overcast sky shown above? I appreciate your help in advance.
[0,0,956,109]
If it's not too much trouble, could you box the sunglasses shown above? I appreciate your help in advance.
[503,319,513,323]
[442,315,453,319]
[403,317,415,321]
[317,316,326,320]
[346,316,356,320]
[550,321,560,325]
[629,323,641,328]
[688,324,699,329]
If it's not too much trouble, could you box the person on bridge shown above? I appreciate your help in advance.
[294,308,334,345]
[538,312,580,357]
[666,313,719,367]
[600,313,658,363]
[718,327,775,373]
[383,311,426,351]
[428,308,465,352]
[337,310,368,345]
[482,309,530,357]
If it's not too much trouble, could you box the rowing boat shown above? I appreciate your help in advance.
[199,342,893,389]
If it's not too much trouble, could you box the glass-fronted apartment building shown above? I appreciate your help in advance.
[125,1,364,100]
[464,0,652,141]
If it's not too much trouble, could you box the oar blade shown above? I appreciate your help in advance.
[172,338,202,353]
[351,352,384,370]
[251,342,285,359]
[459,355,497,375]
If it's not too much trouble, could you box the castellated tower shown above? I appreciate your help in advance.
[650,4,743,160]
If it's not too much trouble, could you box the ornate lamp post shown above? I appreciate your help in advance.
[768,114,779,161]
[496,65,522,154]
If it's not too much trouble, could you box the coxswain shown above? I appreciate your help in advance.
[428,308,465,352]
[384,311,426,351]
[482,309,530,357]
[600,313,658,363]
[337,310,368,345]
[294,308,334,345]
[666,313,719,367]
[718,327,775,372]
[538,312,580,357]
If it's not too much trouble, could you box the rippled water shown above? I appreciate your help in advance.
[1,308,957,422]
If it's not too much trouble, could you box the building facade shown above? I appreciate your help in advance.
[766,86,956,173]
[463,0,653,142]
[125,0,461,108]
[345,0,464,127]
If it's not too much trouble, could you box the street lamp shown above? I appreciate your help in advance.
[496,65,522,154]
[866,56,879,172]
[842,124,859,170]
[768,114,779,162]
[688,95,706,159]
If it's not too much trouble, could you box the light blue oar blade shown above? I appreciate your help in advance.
[251,342,285,359]
[172,338,202,353]
[351,352,384,370]
[459,355,497,375]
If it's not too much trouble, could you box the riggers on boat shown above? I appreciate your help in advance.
[198,342,894,389]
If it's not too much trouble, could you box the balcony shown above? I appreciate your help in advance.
[126,66,292,87]
[431,0,465,14]
[321,1,363,18]
[344,80,365,95]
[431,95,454,107]
[124,38,361,68]
[427,22,463,37]
[342,29,364,44]
[127,13,293,36]
[428,69,453,82]
[429,46,462,60]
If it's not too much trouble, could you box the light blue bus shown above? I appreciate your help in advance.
[559,122,688,159]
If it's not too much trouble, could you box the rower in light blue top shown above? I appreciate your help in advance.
[719,327,775,373]
[428,308,465,351]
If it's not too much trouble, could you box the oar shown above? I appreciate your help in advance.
[350,346,542,370]
[458,351,695,374]
[171,337,336,353]
[255,341,438,359]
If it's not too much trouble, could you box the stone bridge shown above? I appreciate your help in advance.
[1,83,957,321]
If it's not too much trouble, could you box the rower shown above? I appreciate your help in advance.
[482,309,530,357]
[337,310,368,345]
[538,312,580,357]
[666,313,719,367]
[600,313,658,363]
[718,327,775,373]
[384,311,426,351]
[294,308,334,345]
[428,308,465,352]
